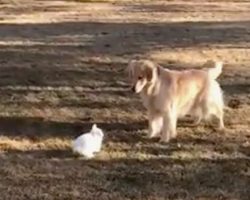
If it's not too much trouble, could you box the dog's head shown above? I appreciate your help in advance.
[127,59,159,93]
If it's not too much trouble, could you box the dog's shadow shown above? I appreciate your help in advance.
[0,115,147,138]
[0,115,222,160]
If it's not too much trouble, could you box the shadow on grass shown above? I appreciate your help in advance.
[0,20,249,104]
[0,116,146,138]
[1,151,250,200]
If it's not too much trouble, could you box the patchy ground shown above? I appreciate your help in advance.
[0,0,250,199]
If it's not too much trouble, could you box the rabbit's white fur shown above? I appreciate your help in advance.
[72,124,104,158]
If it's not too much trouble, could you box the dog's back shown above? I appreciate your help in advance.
[158,62,223,119]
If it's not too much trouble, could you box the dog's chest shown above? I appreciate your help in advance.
[141,93,165,112]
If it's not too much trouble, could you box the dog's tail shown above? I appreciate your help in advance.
[204,60,223,79]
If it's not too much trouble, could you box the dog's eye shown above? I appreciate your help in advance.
[138,76,143,80]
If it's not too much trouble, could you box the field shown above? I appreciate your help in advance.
[0,0,250,199]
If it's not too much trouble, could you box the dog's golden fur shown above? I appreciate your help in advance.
[127,59,224,142]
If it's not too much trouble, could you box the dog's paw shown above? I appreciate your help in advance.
[160,135,170,143]
[210,125,226,134]
[148,134,160,139]
[218,126,226,134]
[159,139,170,143]
[192,119,202,126]
[148,132,160,139]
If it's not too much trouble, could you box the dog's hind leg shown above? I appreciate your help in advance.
[148,112,163,138]
[208,80,224,130]
[205,95,225,130]
[214,106,225,130]
[188,105,203,126]
[192,116,202,126]
[219,115,225,130]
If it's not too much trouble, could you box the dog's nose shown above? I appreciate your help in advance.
[131,86,135,92]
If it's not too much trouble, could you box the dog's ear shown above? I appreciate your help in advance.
[127,60,137,78]
[156,64,161,76]
[145,67,153,82]
[145,62,161,82]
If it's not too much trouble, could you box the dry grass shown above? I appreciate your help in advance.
[0,0,250,199]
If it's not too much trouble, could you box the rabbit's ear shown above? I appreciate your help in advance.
[91,124,97,131]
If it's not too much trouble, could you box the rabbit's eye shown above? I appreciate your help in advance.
[138,76,143,80]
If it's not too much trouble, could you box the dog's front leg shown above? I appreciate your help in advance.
[160,109,177,142]
[148,112,163,138]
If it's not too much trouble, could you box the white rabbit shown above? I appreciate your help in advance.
[72,124,104,158]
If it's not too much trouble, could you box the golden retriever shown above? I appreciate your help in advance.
[127,59,224,142]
